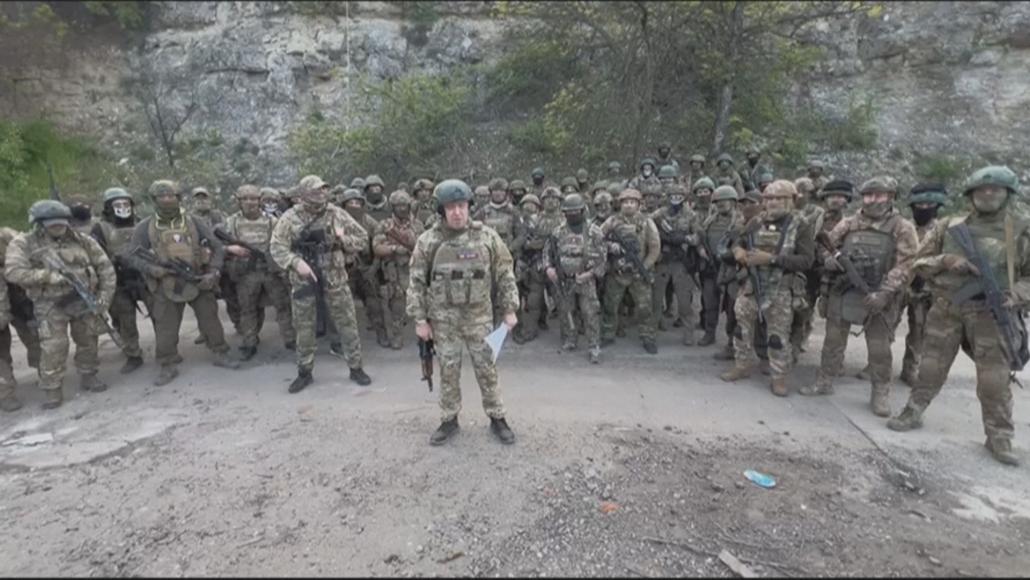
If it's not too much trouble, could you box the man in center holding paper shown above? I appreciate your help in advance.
[407,179,520,447]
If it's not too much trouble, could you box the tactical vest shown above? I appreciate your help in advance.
[555,226,590,276]
[147,214,204,302]
[428,226,492,313]
[609,215,647,276]
[481,205,517,245]
[229,213,276,278]
[749,215,800,294]
[98,220,136,256]
[27,231,98,312]
[840,219,897,291]
[704,213,734,255]
[937,215,1024,297]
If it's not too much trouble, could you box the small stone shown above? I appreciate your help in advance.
[928,556,941,566]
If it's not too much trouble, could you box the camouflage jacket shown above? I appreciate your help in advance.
[269,204,368,288]
[543,220,607,280]
[406,221,519,324]
[5,226,116,314]
[600,211,662,275]
[827,208,919,296]
[652,205,703,265]
[373,215,424,266]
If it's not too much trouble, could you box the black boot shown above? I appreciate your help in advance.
[642,339,658,354]
[120,356,144,375]
[699,331,716,346]
[349,367,372,386]
[288,369,313,394]
[490,417,515,444]
[284,340,296,351]
[239,346,258,361]
[430,418,459,446]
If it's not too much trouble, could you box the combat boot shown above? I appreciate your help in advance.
[329,342,344,358]
[855,365,870,381]
[720,365,753,382]
[899,365,918,387]
[284,340,296,351]
[886,405,923,432]
[288,369,313,394]
[657,318,668,332]
[41,389,62,410]
[375,328,390,348]
[672,317,684,328]
[986,438,1020,466]
[699,331,716,347]
[389,336,403,350]
[349,367,372,386]
[238,346,258,362]
[80,373,108,393]
[770,377,788,397]
[561,341,577,351]
[490,417,515,444]
[430,418,459,446]
[120,356,143,374]
[589,347,601,364]
[0,395,23,413]
[870,384,891,417]
[799,376,834,396]
[213,351,241,370]
[682,330,696,346]
[712,343,735,361]
[642,339,658,354]
[155,365,179,386]
[194,334,208,345]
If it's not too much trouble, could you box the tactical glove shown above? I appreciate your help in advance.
[864,291,891,314]
[747,251,775,267]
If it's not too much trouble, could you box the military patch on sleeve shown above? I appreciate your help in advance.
[457,250,480,260]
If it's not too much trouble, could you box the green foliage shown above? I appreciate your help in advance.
[485,40,579,110]
[0,119,120,228]
[83,1,144,29]
[914,154,970,184]
[289,74,473,184]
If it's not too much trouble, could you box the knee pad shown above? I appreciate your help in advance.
[768,334,783,350]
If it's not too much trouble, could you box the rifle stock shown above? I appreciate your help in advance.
[418,337,435,392]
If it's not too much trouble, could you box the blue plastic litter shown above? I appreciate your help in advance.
[744,469,776,488]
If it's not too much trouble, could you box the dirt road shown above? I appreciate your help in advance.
[1,310,1029,577]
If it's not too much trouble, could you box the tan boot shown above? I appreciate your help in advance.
[986,438,1020,466]
[870,383,891,417]
[720,365,753,382]
[886,405,923,432]
[799,377,834,396]
[41,388,62,410]
[771,377,789,397]
[80,373,108,393]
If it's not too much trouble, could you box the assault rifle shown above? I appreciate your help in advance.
[744,227,767,324]
[947,223,1029,378]
[815,231,893,340]
[291,223,331,336]
[418,337,435,392]
[605,229,654,285]
[548,235,577,332]
[131,246,204,296]
[213,228,268,267]
[35,248,123,350]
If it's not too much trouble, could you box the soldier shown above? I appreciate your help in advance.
[652,183,702,345]
[413,178,438,228]
[898,183,948,386]
[575,169,591,195]
[91,187,148,374]
[363,175,391,222]
[756,170,775,194]
[788,177,826,357]
[269,175,373,393]
[600,188,661,353]
[713,153,745,196]
[629,157,660,191]
[657,165,679,188]
[560,176,580,196]
[692,176,716,217]
[886,166,1027,465]
[189,186,236,338]
[544,194,606,363]
[698,182,740,347]
[530,167,546,194]
[806,160,831,193]
[190,186,227,228]
[373,190,423,349]
[586,181,607,207]
[720,181,814,396]
[5,200,116,409]
[807,177,918,418]
[473,178,521,254]
[65,194,100,235]
[350,176,367,191]
[339,188,388,348]
[261,187,283,218]
[684,154,707,190]
[656,141,680,172]
[407,179,519,446]
[711,187,762,362]
[473,184,491,210]
[508,179,529,208]
[739,147,766,192]
[817,180,854,234]
[592,190,614,229]
[606,161,624,183]
[123,180,241,386]
[0,228,40,374]
[0,261,19,411]
[221,185,296,360]
[642,183,663,215]
[515,188,562,342]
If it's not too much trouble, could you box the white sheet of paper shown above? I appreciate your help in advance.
[485,324,509,363]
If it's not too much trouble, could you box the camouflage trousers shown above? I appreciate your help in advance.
[35,306,100,391]
[903,298,1014,442]
[519,269,549,340]
[237,270,295,348]
[816,292,899,387]
[294,275,363,371]
[349,266,385,339]
[789,267,822,357]
[733,288,795,380]
[10,315,40,369]
[435,317,505,422]
[110,286,146,359]
[901,294,932,380]
[380,282,409,348]
[652,261,696,340]
[701,271,735,340]
[602,272,655,342]
[220,274,242,331]
[0,326,19,399]
[557,276,601,350]
[152,290,231,366]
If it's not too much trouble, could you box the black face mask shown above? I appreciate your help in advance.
[566,211,585,227]
[70,205,92,221]
[911,205,938,226]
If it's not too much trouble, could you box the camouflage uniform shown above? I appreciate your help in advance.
[543,195,607,360]
[514,188,562,342]
[698,185,743,346]
[363,175,392,222]
[811,177,919,416]
[223,207,296,350]
[628,157,661,191]
[190,189,236,333]
[412,178,438,229]
[406,199,519,424]
[271,191,368,375]
[0,227,41,375]
[600,189,661,350]
[5,205,116,407]
[683,155,707,195]
[372,192,424,349]
[722,181,814,395]
[651,186,703,345]
[889,166,1027,465]
[788,177,826,358]
[807,161,831,194]
[899,186,947,385]
[713,153,745,196]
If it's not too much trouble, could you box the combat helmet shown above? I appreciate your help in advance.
[561,193,587,213]
[520,193,541,208]
[689,154,706,165]
[540,186,562,201]
[434,179,474,205]
[560,176,579,192]
[908,183,948,207]
[508,179,528,194]
[576,168,589,182]
[607,161,622,173]
[413,178,435,193]
[29,200,73,225]
[593,191,613,206]
[103,187,133,204]
[818,179,855,201]
[665,183,688,198]
[963,165,1019,196]
[618,188,643,202]
[259,187,280,200]
[531,167,546,179]
[715,153,734,167]
[639,157,657,170]
[591,180,609,195]
[340,188,365,205]
[350,177,366,190]
[762,180,797,198]
[657,165,679,179]
[389,190,413,207]
[488,177,509,192]
[858,176,899,196]
[692,176,716,193]
[148,179,180,198]
[364,174,385,190]
[712,185,739,202]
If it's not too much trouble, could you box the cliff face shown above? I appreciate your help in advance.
[2,1,1028,187]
